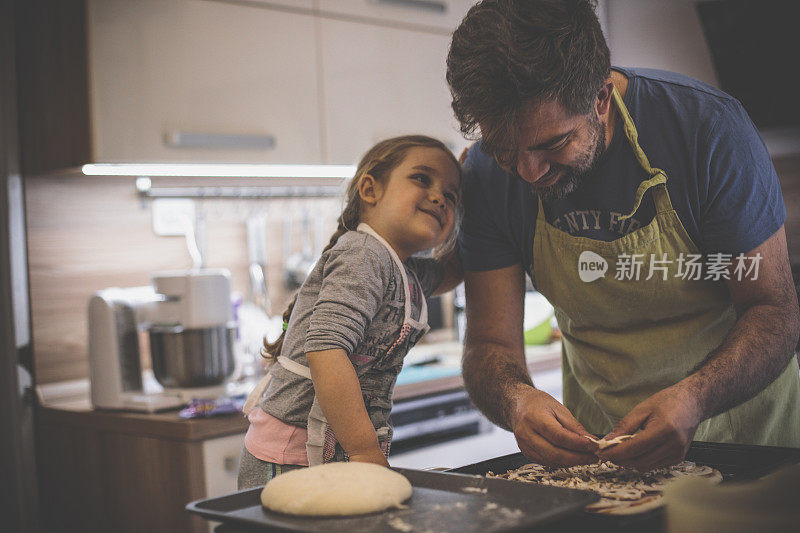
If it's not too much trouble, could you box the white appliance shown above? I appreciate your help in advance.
[88,269,236,412]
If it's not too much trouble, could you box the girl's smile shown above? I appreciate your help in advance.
[418,205,444,228]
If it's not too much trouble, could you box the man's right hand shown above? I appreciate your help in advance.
[510,386,598,467]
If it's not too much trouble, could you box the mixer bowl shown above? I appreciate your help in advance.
[149,323,236,388]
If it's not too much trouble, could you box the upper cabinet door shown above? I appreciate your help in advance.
[88,0,322,163]
[317,0,475,32]
[319,18,469,165]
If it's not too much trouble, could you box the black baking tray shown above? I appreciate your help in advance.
[448,441,800,532]
[186,467,597,532]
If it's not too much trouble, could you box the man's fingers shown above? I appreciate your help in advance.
[606,406,652,441]
[600,421,667,463]
[519,430,597,468]
[534,417,599,464]
[512,391,598,466]
[514,414,596,467]
[553,408,593,440]
[539,410,596,453]
[515,443,545,466]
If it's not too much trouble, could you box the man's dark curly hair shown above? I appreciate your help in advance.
[446,0,610,161]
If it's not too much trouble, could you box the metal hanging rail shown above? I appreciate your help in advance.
[134,177,344,199]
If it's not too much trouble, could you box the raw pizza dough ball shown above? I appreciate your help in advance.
[260,462,412,516]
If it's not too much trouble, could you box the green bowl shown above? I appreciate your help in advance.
[524,318,553,345]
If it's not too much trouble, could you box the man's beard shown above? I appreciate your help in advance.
[528,114,606,200]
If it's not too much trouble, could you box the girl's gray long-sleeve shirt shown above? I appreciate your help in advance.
[259,230,443,427]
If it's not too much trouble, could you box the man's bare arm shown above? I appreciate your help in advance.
[463,265,597,466]
[432,246,464,296]
[603,226,800,469]
[461,264,530,428]
[685,225,800,417]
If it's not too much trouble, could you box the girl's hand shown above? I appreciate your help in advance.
[349,448,390,467]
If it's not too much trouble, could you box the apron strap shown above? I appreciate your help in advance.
[612,87,665,178]
[619,173,667,221]
[356,222,428,327]
[406,269,429,326]
[611,87,672,221]
[651,181,675,215]
[277,355,312,379]
[241,355,312,415]
[242,371,272,415]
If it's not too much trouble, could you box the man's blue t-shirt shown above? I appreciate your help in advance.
[459,67,786,281]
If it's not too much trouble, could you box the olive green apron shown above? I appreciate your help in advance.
[532,88,800,446]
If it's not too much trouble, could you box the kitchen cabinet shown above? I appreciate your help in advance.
[87,0,322,164]
[201,433,247,509]
[319,17,470,165]
[36,403,250,533]
[317,0,475,32]
[247,0,314,10]
[86,0,471,166]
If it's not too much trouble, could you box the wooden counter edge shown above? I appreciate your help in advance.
[37,404,249,442]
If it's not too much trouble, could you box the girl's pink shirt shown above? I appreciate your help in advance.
[244,407,309,466]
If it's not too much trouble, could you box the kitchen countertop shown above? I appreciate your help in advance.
[37,400,251,441]
[394,340,561,401]
[37,340,562,442]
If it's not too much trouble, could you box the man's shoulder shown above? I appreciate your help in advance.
[620,66,735,104]
[620,66,748,143]
[463,142,526,194]
[463,141,498,175]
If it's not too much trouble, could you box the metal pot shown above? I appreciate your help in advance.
[149,323,236,388]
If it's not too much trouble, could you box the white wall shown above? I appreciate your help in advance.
[605,0,719,87]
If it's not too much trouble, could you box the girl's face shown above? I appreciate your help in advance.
[362,147,460,260]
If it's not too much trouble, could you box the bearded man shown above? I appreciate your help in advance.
[446,0,800,470]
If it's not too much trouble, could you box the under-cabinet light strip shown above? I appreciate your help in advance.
[82,163,357,179]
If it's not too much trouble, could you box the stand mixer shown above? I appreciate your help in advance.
[88,269,237,412]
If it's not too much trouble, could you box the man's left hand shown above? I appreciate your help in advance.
[597,385,704,471]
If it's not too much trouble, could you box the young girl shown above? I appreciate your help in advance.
[238,135,462,489]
